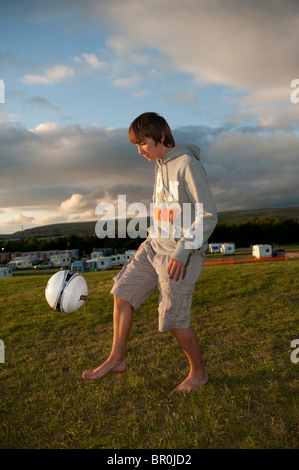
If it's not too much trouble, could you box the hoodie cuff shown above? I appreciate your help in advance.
[171,243,193,264]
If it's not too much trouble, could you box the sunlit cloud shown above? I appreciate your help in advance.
[23,64,75,85]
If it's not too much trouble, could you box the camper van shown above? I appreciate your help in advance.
[208,243,222,254]
[91,248,112,258]
[22,252,39,263]
[85,256,112,271]
[220,243,235,255]
[0,267,12,278]
[252,244,272,258]
[7,261,18,271]
[91,250,104,259]
[110,254,127,266]
[10,258,32,269]
[71,260,97,272]
[50,254,71,268]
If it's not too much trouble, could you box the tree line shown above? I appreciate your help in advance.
[1,217,298,255]
[209,217,298,247]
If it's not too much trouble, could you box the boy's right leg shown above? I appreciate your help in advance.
[82,295,133,380]
[83,243,157,381]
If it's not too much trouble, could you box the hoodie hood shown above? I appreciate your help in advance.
[154,143,204,206]
[161,144,200,164]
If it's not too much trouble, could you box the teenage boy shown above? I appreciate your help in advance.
[83,112,217,393]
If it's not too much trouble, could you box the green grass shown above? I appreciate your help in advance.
[0,261,298,449]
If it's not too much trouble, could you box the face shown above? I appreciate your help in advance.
[135,136,167,162]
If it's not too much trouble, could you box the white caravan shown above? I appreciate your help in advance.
[110,254,128,266]
[85,256,112,271]
[208,243,222,254]
[50,254,71,268]
[91,250,104,259]
[252,244,272,258]
[220,243,235,255]
[8,258,33,269]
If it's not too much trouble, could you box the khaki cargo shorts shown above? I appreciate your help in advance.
[110,241,205,332]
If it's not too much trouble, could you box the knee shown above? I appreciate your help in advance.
[114,295,133,309]
[114,295,129,303]
[170,327,179,335]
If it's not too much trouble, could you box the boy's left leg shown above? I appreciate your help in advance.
[170,326,208,393]
[154,252,207,392]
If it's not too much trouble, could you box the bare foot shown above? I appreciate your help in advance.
[171,372,209,393]
[82,356,127,380]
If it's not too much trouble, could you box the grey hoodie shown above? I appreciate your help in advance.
[145,144,218,264]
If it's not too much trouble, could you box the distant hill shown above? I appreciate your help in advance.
[1,206,299,240]
[216,206,299,224]
[0,221,97,240]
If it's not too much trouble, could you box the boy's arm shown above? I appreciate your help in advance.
[171,160,218,264]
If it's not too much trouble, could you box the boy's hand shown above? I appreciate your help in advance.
[167,257,186,281]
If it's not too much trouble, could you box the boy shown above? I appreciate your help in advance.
[82,112,217,392]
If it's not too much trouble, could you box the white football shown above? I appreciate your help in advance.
[45,270,88,313]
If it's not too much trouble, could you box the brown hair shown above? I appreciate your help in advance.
[128,112,175,148]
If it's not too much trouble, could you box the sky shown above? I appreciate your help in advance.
[0,0,299,235]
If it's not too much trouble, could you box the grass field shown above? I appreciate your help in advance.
[0,260,298,449]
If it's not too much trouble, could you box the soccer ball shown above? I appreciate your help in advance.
[45,270,88,313]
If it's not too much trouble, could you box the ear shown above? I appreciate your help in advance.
[160,133,165,144]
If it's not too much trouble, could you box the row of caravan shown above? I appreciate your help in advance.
[71,251,137,273]
[3,250,137,275]
[7,253,72,270]
[208,243,283,258]
[208,243,235,255]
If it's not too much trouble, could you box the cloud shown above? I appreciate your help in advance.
[4,1,299,94]
[73,53,106,77]
[74,53,105,70]
[1,1,298,235]
[172,92,197,105]
[0,119,298,235]
[204,129,299,211]
[59,194,87,213]
[11,0,299,119]
[0,121,154,232]
[182,3,295,91]
[78,209,96,220]
[12,212,35,224]
[0,109,16,124]
[22,64,75,85]
[225,99,299,131]
[24,95,59,111]
[106,1,299,110]
[39,0,294,105]
[112,75,140,89]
